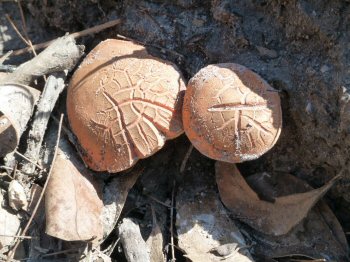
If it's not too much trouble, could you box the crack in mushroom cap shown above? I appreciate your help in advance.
[182,63,282,163]
[67,39,186,172]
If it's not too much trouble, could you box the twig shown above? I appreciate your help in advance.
[5,14,30,46]
[118,218,150,262]
[0,51,13,64]
[22,75,66,175]
[16,0,37,56]
[150,196,172,209]
[0,64,16,72]
[12,163,18,180]
[0,165,14,171]
[147,194,173,208]
[170,180,176,261]
[103,238,120,256]
[17,1,28,40]
[40,248,80,258]
[0,235,37,239]
[180,144,193,173]
[6,114,64,261]
[116,33,184,61]
[14,151,45,171]
[0,35,84,86]
[11,18,122,56]
[0,171,14,180]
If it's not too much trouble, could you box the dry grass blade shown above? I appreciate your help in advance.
[170,180,176,262]
[180,144,193,173]
[6,114,64,261]
[5,14,30,46]
[14,151,45,171]
[5,13,37,56]
[0,235,36,239]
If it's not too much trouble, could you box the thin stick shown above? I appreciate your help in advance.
[11,18,122,56]
[147,194,173,208]
[5,14,30,46]
[16,0,37,56]
[103,238,120,256]
[0,64,16,72]
[170,180,176,261]
[12,163,18,180]
[116,33,184,60]
[6,114,64,261]
[14,151,45,171]
[0,171,14,180]
[0,165,13,171]
[180,144,193,173]
[0,51,13,65]
[0,234,37,239]
[17,0,28,39]
[40,248,80,258]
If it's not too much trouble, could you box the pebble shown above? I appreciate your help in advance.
[8,180,28,211]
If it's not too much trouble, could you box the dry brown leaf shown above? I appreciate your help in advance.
[176,169,254,262]
[245,172,349,260]
[215,161,339,236]
[45,139,103,243]
[146,206,165,262]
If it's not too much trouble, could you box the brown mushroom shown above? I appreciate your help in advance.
[182,63,282,163]
[67,39,186,172]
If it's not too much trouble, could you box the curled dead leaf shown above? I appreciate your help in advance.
[215,161,339,236]
[45,139,103,243]
[245,172,349,260]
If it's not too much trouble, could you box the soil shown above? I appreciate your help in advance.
[1,0,350,260]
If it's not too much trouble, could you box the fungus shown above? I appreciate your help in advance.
[67,39,186,172]
[182,63,282,163]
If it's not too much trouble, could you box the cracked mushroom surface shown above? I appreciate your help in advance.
[67,39,186,172]
[183,63,282,163]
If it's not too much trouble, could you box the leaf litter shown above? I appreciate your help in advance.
[215,161,340,236]
[45,138,104,243]
[215,161,348,260]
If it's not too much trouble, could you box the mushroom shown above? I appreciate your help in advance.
[67,39,186,173]
[182,63,282,163]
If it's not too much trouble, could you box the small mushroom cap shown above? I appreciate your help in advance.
[182,63,282,163]
[67,39,186,172]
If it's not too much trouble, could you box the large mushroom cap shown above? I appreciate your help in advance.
[67,39,186,172]
[183,63,282,163]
